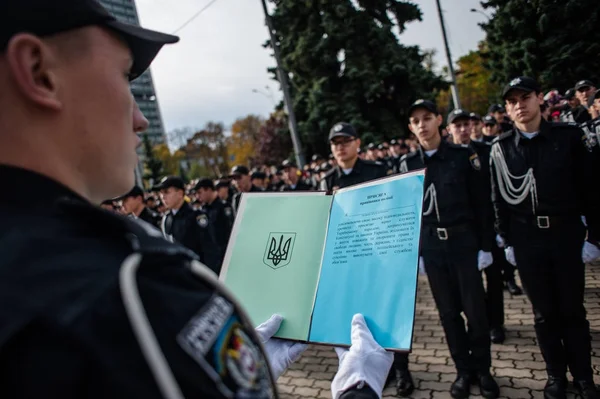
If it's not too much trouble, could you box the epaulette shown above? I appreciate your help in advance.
[471,140,492,148]
[551,121,580,130]
[446,142,470,151]
[492,131,513,143]
[400,151,419,162]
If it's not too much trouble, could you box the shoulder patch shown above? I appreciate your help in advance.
[196,213,209,228]
[469,152,481,170]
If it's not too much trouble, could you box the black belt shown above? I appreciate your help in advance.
[424,223,472,241]
[511,214,578,229]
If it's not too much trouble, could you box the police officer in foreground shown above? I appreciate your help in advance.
[447,109,508,344]
[490,77,600,399]
[401,100,499,399]
[194,178,234,273]
[0,1,394,398]
[320,122,414,397]
[117,186,161,228]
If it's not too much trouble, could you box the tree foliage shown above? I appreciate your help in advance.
[153,143,185,177]
[142,133,163,184]
[481,0,600,91]
[227,115,263,167]
[254,110,294,166]
[265,0,446,155]
[179,122,229,178]
[437,46,502,116]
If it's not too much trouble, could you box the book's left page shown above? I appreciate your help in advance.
[220,192,332,341]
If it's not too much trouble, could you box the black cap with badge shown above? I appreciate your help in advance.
[114,185,145,201]
[564,88,576,100]
[329,122,358,141]
[488,104,506,114]
[1,0,179,80]
[483,115,497,126]
[575,80,595,91]
[153,176,185,191]
[194,178,215,191]
[408,99,439,117]
[469,112,482,121]
[229,165,250,177]
[502,76,542,100]
[447,109,471,125]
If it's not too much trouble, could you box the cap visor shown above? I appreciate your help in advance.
[105,21,179,80]
[329,132,355,140]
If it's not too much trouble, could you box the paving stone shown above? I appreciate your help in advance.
[294,386,320,397]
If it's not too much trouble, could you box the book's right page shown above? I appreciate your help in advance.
[308,170,425,351]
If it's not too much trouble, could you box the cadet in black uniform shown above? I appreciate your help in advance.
[0,1,394,398]
[230,165,263,214]
[491,77,600,399]
[117,186,161,228]
[320,122,415,398]
[156,176,221,274]
[280,159,313,191]
[401,100,499,399]
[195,178,234,273]
[448,109,508,344]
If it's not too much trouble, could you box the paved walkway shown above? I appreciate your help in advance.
[277,262,600,398]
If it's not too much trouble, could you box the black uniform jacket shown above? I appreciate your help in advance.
[400,140,494,251]
[0,165,378,399]
[321,159,387,192]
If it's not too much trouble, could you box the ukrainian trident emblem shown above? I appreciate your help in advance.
[263,233,296,269]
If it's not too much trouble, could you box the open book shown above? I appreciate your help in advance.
[219,170,425,352]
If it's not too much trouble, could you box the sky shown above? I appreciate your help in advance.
[135,0,488,138]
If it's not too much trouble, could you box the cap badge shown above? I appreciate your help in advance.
[333,124,343,132]
[454,109,463,114]
[414,99,425,104]
[510,77,522,87]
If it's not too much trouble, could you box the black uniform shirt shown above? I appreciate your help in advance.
[400,140,493,251]
[321,158,387,192]
[137,206,161,228]
[280,180,313,191]
[161,202,221,273]
[490,120,599,243]
[203,198,234,270]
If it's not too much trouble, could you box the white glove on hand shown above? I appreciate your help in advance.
[331,314,393,399]
[418,256,426,276]
[478,250,493,271]
[582,241,600,263]
[496,234,505,248]
[255,314,308,380]
[505,246,517,266]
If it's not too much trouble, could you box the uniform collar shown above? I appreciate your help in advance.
[335,158,363,178]
[417,138,448,162]
[0,164,89,208]
[513,118,551,146]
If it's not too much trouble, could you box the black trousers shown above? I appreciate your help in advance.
[510,218,592,381]
[421,230,491,375]
[485,245,506,329]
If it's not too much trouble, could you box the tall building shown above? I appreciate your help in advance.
[100,0,168,148]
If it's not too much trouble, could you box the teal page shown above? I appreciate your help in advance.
[309,170,425,350]
[220,193,332,341]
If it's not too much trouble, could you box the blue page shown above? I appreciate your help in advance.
[309,170,425,351]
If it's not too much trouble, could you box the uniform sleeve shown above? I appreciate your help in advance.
[466,149,494,252]
[574,128,600,242]
[490,144,511,246]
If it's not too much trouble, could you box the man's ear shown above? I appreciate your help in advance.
[5,34,62,111]
[537,92,545,105]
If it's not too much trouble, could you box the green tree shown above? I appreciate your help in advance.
[265,0,446,155]
[481,0,600,91]
[436,46,502,116]
[142,134,163,184]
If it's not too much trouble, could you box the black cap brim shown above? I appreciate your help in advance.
[408,103,438,117]
[502,85,535,100]
[105,21,179,80]
[329,132,356,141]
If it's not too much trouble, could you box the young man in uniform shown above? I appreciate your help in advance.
[482,116,499,143]
[447,109,508,344]
[230,165,262,214]
[491,76,600,399]
[118,185,161,228]
[194,178,234,273]
[321,122,415,397]
[280,159,313,191]
[400,100,499,399]
[157,176,221,273]
[0,1,394,398]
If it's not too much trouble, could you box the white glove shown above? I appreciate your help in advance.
[505,246,517,266]
[418,256,426,276]
[582,241,600,263]
[496,234,505,248]
[478,250,493,271]
[331,314,393,399]
[255,314,308,380]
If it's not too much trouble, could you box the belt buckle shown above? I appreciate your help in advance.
[437,228,448,240]
[537,216,550,229]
